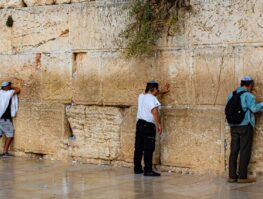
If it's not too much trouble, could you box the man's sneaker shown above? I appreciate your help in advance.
[144,171,161,177]
[237,178,256,183]
[2,153,14,158]
[134,169,144,174]
[227,178,237,183]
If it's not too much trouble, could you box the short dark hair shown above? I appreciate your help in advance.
[145,82,159,93]
[240,80,254,87]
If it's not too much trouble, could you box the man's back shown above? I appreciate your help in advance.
[137,93,160,124]
[227,87,263,127]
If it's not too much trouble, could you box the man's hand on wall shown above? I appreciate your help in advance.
[159,83,170,95]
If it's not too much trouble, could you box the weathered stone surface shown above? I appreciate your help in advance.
[72,52,102,104]
[13,102,66,155]
[55,0,70,4]
[39,53,72,102]
[190,0,263,45]
[0,0,24,8]
[238,47,263,101]
[72,51,161,106]
[66,105,124,160]
[0,53,72,102]
[0,53,41,100]
[101,53,161,106]
[161,107,225,174]
[23,0,54,7]
[193,48,236,105]
[11,5,70,53]
[157,50,193,105]
[0,10,12,54]
[118,106,136,162]
[70,3,129,50]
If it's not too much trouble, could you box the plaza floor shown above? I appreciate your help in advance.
[0,158,262,199]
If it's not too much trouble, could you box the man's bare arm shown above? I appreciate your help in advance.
[152,107,162,134]
[158,83,170,95]
[11,86,20,95]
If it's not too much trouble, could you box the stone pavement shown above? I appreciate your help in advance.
[0,158,263,199]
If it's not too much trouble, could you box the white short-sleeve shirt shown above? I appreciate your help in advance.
[137,93,161,124]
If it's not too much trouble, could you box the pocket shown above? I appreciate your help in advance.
[146,136,156,152]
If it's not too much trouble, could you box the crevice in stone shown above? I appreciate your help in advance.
[25,152,46,159]
[72,52,86,80]
[23,29,69,48]
[22,0,28,7]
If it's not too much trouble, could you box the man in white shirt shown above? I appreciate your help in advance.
[0,81,20,158]
[134,81,169,176]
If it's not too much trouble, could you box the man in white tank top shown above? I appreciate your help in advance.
[134,81,169,176]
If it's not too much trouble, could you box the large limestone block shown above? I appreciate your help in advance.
[161,107,225,174]
[0,54,42,100]
[70,2,129,50]
[250,113,263,174]
[0,10,12,54]
[190,0,263,45]
[193,48,235,105]
[72,52,103,104]
[13,102,66,155]
[23,0,54,6]
[119,106,136,162]
[11,5,70,53]
[55,0,70,4]
[0,0,24,8]
[66,105,124,160]
[39,53,72,102]
[72,51,162,106]
[157,50,193,105]
[0,53,72,102]
[101,53,161,106]
[157,11,188,49]
[238,47,263,102]
[70,1,186,51]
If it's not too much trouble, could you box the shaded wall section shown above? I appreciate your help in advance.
[1,0,263,175]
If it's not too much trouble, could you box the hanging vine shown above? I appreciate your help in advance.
[121,0,191,58]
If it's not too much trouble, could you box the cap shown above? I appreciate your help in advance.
[147,80,158,84]
[242,76,253,81]
[1,81,11,87]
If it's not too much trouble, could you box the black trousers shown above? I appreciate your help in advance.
[229,125,254,179]
[134,119,156,172]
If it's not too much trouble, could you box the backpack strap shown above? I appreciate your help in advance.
[234,90,250,113]
[233,90,248,96]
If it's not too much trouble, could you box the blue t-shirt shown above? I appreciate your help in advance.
[227,87,263,128]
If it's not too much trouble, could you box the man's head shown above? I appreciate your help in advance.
[145,80,159,96]
[240,76,254,92]
[1,81,12,91]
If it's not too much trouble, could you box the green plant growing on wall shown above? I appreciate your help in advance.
[6,15,14,27]
[121,0,191,58]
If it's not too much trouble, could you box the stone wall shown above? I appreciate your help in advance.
[1,0,263,175]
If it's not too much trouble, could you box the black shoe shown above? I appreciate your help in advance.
[227,178,237,183]
[144,171,161,177]
[2,153,14,158]
[134,170,144,174]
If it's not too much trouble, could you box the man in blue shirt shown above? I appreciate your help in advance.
[227,76,263,183]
